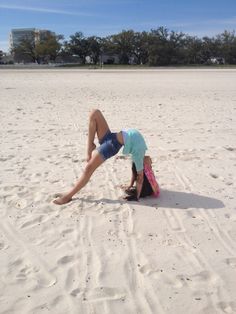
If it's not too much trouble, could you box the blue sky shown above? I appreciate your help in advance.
[0,0,236,52]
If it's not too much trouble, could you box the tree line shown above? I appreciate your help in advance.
[11,27,236,65]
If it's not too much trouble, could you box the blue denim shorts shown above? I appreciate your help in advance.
[97,131,122,160]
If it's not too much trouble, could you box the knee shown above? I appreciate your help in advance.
[84,162,94,176]
[89,108,100,120]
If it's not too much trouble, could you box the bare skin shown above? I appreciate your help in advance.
[53,151,104,205]
[53,109,114,205]
[86,109,111,162]
[121,171,143,200]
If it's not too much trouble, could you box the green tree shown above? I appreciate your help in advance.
[12,32,37,63]
[200,36,221,63]
[0,50,3,63]
[168,31,187,64]
[184,36,203,64]
[109,30,137,64]
[35,34,63,63]
[131,31,149,65]
[217,30,236,63]
[148,27,170,65]
[67,32,90,64]
[86,36,101,64]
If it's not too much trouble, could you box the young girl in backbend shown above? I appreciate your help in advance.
[53,109,147,205]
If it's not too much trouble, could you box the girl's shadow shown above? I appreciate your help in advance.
[142,189,225,209]
[77,189,225,210]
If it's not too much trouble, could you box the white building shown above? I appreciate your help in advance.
[10,28,55,51]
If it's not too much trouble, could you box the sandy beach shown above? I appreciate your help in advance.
[0,68,236,314]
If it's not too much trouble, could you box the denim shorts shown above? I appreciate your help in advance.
[97,131,122,160]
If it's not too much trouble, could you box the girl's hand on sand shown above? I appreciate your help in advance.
[123,194,138,201]
[120,184,132,191]
[53,194,72,205]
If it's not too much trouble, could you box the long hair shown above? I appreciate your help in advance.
[132,162,153,198]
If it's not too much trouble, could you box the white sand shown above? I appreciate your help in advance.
[0,69,236,314]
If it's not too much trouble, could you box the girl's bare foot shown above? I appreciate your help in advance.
[53,195,72,205]
[87,142,96,162]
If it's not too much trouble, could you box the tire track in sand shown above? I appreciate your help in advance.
[165,159,234,312]
[61,107,164,313]
[106,160,165,314]
[173,162,236,255]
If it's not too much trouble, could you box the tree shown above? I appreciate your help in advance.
[109,30,137,64]
[11,31,62,64]
[199,36,222,63]
[168,31,187,64]
[12,32,37,63]
[66,32,90,64]
[216,30,236,64]
[0,50,3,63]
[148,27,170,65]
[132,31,149,65]
[35,33,63,63]
[10,27,236,65]
[86,36,101,64]
[184,36,203,64]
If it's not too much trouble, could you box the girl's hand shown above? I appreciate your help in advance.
[123,194,138,201]
[120,184,132,191]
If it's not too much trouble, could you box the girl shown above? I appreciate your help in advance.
[53,109,147,205]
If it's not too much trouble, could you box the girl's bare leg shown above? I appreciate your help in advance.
[87,109,110,162]
[53,151,104,205]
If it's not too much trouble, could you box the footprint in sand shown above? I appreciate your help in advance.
[14,198,28,209]
[218,301,236,314]
[49,295,65,308]
[37,274,57,288]
[225,257,236,268]
[0,241,9,250]
[65,267,76,290]
[209,173,219,179]
[57,255,74,265]
[71,288,82,297]
[20,215,45,229]
[139,264,160,277]
[189,270,218,289]
[9,257,56,288]
[61,229,74,236]
[0,157,8,162]
[81,287,126,301]
[224,147,234,152]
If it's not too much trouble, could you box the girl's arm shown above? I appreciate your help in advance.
[123,167,136,192]
[136,171,144,200]
[128,170,136,189]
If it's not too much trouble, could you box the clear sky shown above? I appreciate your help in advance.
[0,0,236,52]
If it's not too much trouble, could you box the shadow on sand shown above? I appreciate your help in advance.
[74,189,225,210]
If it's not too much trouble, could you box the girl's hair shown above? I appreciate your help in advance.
[132,163,153,198]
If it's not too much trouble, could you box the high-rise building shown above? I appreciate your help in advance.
[10,28,55,51]
[35,29,54,42]
[10,28,35,50]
